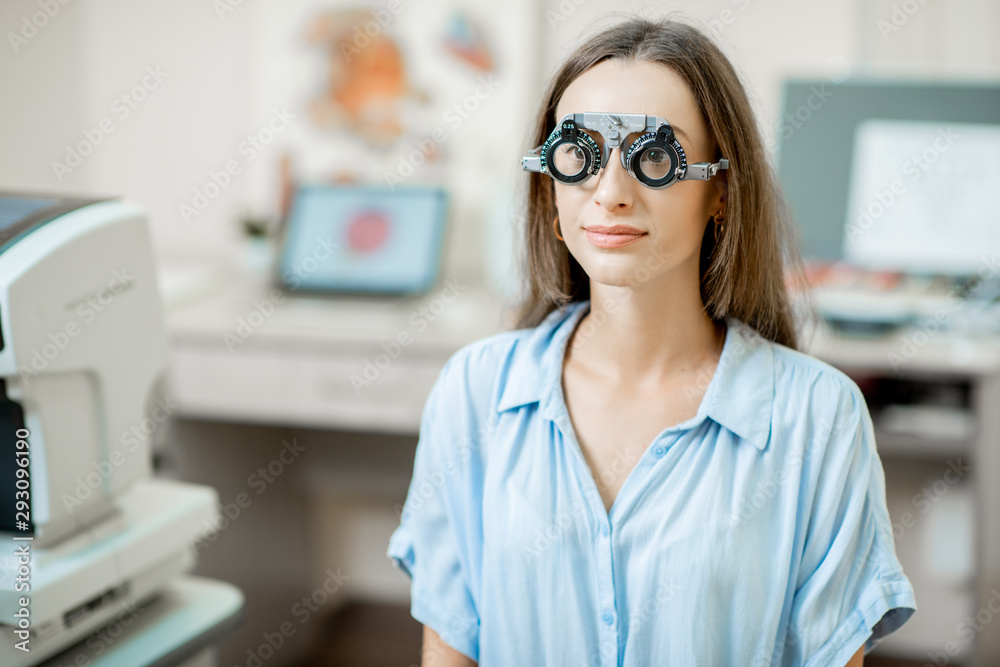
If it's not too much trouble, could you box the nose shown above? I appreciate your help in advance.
[592,147,634,212]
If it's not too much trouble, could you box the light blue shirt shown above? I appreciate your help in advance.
[387,299,917,666]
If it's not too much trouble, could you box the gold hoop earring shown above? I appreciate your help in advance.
[553,215,564,242]
[713,210,725,244]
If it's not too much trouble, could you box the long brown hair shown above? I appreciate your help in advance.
[512,17,807,350]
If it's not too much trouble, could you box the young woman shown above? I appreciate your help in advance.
[388,17,916,667]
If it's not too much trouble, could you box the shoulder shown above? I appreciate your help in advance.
[771,340,864,403]
[753,338,877,508]
[414,327,535,471]
[444,327,530,374]
[427,326,534,418]
[762,335,869,446]
[433,302,580,413]
[439,327,532,386]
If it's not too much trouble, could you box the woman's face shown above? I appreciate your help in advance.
[553,59,726,289]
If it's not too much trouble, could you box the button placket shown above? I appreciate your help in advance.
[552,402,620,666]
[595,513,618,667]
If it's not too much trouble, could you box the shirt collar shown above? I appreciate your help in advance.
[496,300,775,451]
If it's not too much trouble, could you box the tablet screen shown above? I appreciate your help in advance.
[277,185,448,294]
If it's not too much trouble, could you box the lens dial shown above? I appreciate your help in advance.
[540,122,601,184]
[624,125,687,189]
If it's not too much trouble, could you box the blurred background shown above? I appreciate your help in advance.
[1,0,999,666]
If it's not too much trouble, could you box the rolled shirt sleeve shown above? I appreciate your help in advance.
[784,380,917,667]
[387,348,492,662]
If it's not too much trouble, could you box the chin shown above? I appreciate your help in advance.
[577,257,665,288]
[573,242,688,287]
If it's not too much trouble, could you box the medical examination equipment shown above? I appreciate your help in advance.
[0,192,219,665]
[522,112,728,189]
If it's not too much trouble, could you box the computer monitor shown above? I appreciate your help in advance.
[276,184,448,295]
[844,119,1000,274]
[775,78,1000,275]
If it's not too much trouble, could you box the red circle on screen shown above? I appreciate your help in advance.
[346,210,390,253]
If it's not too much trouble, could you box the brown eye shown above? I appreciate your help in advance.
[639,147,672,180]
[552,143,587,178]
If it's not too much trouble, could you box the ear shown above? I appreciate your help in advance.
[714,170,728,208]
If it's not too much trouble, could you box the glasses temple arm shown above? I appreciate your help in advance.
[678,158,729,181]
[522,148,544,173]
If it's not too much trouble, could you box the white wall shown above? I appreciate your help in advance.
[1,2,89,189]
[540,0,1000,158]
[0,1,253,259]
[0,0,542,288]
[1,0,996,271]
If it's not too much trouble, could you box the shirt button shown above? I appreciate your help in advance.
[654,445,666,458]
[601,524,609,537]
[601,612,614,626]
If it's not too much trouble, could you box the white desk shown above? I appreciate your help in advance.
[162,261,510,435]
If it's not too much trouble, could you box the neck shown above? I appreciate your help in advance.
[568,262,724,385]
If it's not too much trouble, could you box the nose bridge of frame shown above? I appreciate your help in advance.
[585,127,636,171]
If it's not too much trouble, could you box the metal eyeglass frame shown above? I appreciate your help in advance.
[521,112,729,190]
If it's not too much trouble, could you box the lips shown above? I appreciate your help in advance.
[584,224,647,249]
[585,225,645,235]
